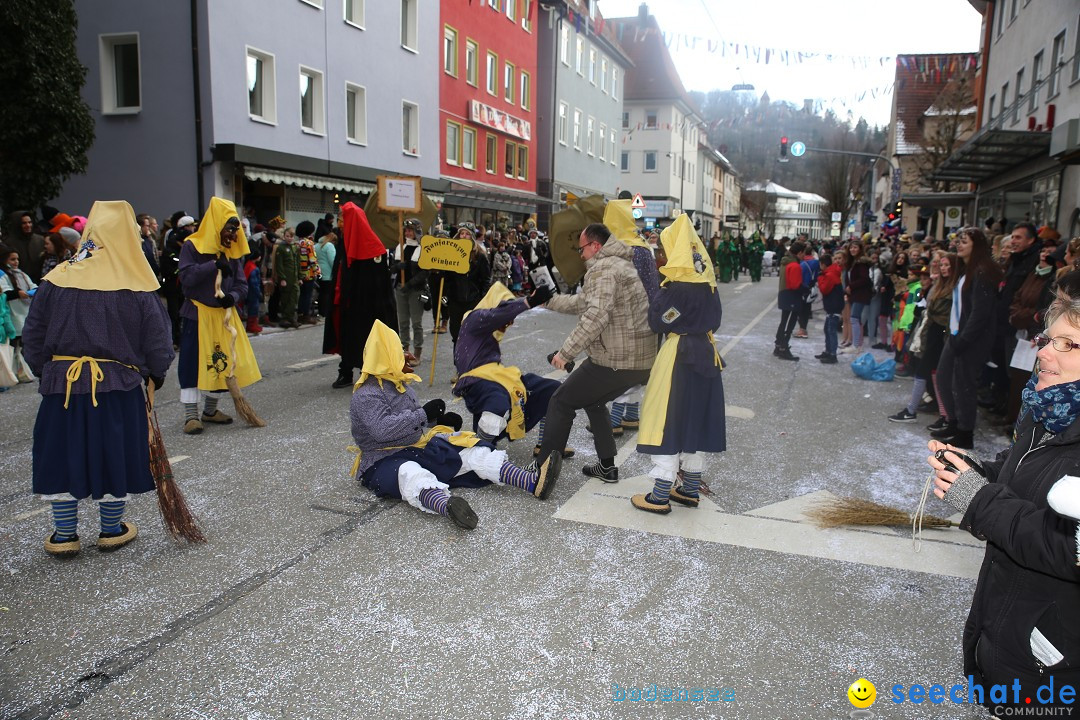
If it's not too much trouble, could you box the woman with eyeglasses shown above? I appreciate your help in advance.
[927,273,1080,714]
[930,227,1004,449]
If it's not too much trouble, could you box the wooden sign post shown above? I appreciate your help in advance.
[376,175,423,288]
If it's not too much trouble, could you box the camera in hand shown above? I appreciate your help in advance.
[547,351,574,373]
[935,449,985,476]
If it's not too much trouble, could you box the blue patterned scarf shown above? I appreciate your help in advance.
[1020,373,1080,434]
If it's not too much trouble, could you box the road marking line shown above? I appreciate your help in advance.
[733,282,751,291]
[168,455,190,464]
[502,328,545,344]
[718,300,776,357]
[8,506,50,523]
[725,405,755,419]
[287,356,338,370]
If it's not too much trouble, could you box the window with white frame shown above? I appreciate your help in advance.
[621,111,629,129]
[516,144,527,181]
[645,110,658,128]
[588,47,597,84]
[1049,30,1066,98]
[989,94,997,119]
[465,40,478,86]
[505,139,515,177]
[444,26,458,76]
[486,51,498,95]
[402,101,419,155]
[644,151,657,172]
[521,0,532,31]
[503,61,514,102]
[612,67,619,100]
[100,33,141,114]
[344,0,364,27]
[575,37,584,75]
[463,127,476,169]
[400,0,417,51]
[345,82,367,144]
[1000,81,1009,121]
[609,129,616,165]
[300,66,325,134]
[560,25,569,66]
[600,58,608,93]
[246,47,276,123]
[506,0,515,21]
[586,116,594,156]
[573,109,581,150]
[300,0,323,7]
[1031,51,1043,111]
[558,102,568,145]
[620,151,629,172]
[520,71,530,110]
[996,0,1005,37]
[598,123,606,161]
[1014,68,1024,123]
[446,121,461,166]
[1010,0,1018,22]
[485,133,497,174]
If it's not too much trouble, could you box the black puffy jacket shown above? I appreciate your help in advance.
[961,412,1080,708]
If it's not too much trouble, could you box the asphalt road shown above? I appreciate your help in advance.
[0,278,1007,719]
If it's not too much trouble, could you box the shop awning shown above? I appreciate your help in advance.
[441,177,559,213]
[899,191,976,208]
[243,166,375,195]
[931,128,1052,183]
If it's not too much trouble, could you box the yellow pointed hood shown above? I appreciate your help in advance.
[357,320,420,392]
[660,214,716,287]
[44,200,160,292]
[603,199,650,249]
[463,282,517,341]
[187,197,250,260]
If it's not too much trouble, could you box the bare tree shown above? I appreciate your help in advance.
[914,71,977,192]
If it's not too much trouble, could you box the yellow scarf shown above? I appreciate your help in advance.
[660,214,716,286]
[44,201,160,292]
[357,320,421,392]
[463,282,516,341]
[458,362,528,440]
[187,197,251,260]
[191,300,262,390]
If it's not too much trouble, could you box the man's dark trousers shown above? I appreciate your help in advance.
[536,358,650,462]
[775,299,803,349]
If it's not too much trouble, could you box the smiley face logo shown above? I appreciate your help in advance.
[847,678,876,709]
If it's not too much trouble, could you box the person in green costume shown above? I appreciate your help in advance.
[726,232,740,281]
[715,232,733,283]
[747,233,765,282]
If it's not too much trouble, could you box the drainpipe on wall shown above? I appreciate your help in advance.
[190,0,205,210]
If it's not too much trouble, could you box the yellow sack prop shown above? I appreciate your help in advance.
[639,332,722,447]
[349,425,481,477]
[458,362,528,440]
[192,300,262,391]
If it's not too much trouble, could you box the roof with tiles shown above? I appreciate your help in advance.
[608,9,701,116]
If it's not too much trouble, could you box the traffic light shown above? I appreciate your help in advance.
[780,136,789,158]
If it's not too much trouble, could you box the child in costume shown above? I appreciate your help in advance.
[177,197,261,435]
[631,214,726,514]
[350,320,563,529]
[452,281,571,458]
[21,201,175,555]
[244,252,264,335]
[0,244,37,343]
[0,282,17,391]
[273,226,301,328]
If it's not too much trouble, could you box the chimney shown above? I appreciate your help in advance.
[638,3,649,22]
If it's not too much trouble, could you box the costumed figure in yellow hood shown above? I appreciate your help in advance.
[323,201,398,389]
[350,321,561,530]
[452,281,573,461]
[177,197,260,435]
[630,213,726,515]
[20,200,175,556]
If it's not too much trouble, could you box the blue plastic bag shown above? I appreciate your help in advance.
[851,352,895,382]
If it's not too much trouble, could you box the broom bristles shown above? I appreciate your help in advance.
[806,496,955,530]
[149,412,206,543]
[226,375,266,427]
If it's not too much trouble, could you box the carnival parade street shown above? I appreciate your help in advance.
[0,278,1007,719]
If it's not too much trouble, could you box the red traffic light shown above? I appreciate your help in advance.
[780,136,789,157]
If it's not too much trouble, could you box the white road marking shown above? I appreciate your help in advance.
[8,506,50,523]
[725,405,755,419]
[733,282,751,291]
[168,455,190,464]
[287,356,338,370]
[502,328,545,344]
[554,486,983,580]
[718,300,776,358]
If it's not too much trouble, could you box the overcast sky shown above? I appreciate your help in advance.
[596,0,985,126]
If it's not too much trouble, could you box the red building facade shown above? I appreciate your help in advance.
[439,0,539,226]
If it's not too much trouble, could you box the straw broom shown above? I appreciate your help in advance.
[146,384,206,543]
[805,496,957,530]
[215,264,266,427]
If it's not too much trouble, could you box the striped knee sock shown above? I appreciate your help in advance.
[184,403,199,422]
[99,500,126,534]
[418,488,450,516]
[203,395,219,416]
[649,477,674,504]
[51,500,78,540]
[622,402,639,423]
[498,461,537,493]
[680,470,702,498]
[609,402,625,428]
[536,417,545,446]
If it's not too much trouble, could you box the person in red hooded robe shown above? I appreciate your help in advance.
[323,201,398,388]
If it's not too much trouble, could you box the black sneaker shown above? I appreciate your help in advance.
[331,372,353,389]
[818,353,837,364]
[871,342,888,350]
[917,400,937,414]
[582,461,618,483]
[446,496,478,530]
[888,409,917,423]
[775,348,800,361]
[927,416,949,431]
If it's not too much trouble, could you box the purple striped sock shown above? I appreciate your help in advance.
[418,488,450,516]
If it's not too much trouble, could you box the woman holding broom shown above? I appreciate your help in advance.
[21,200,175,556]
[928,272,1080,714]
[177,197,262,435]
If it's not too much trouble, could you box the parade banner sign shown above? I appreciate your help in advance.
[469,100,532,141]
[419,236,472,274]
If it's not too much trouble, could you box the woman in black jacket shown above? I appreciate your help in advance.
[929,278,1080,713]
[931,228,1003,449]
